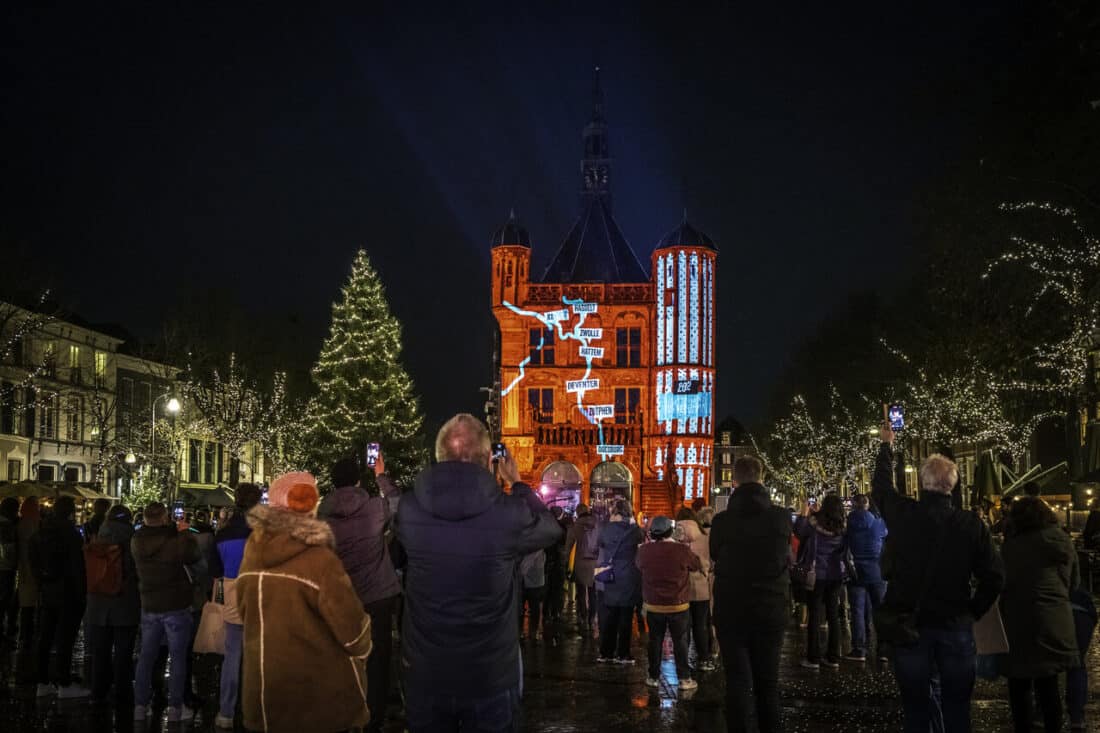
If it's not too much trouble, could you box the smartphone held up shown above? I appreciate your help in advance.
[366,442,381,468]
[887,403,905,431]
[492,442,507,463]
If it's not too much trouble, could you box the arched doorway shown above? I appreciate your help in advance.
[589,461,633,522]
[539,460,582,514]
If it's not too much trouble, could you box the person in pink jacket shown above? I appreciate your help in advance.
[675,507,715,671]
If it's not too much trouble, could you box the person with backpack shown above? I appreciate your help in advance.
[31,496,88,699]
[85,504,140,705]
[565,503,599,638]
[131,501,201,723]
[0,498,18,646]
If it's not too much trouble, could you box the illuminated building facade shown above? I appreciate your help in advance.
[489,73,717,519]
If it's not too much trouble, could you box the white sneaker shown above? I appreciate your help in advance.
[645,677,660,687]
[56,684,90,699]
[800,660,820,670]
[678,678,699,691]
[167,705,195,722]
[214,713,235,729]
[134,705,150,721]
[35,683,56,697]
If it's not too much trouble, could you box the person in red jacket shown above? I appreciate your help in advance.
[636,515,702,691]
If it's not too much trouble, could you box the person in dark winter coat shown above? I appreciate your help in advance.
[397,414,562,733]
[636,514,701,690]
[872,425,1003,733]
[544,506,568,626]
[209,483,263,729]
[710,456,792,733]
[565,504,600,636]
[795,494,848,669]
[844,494,887,661]
[595,499,643,663]
[319,454,401,733]
[82,497,111,544]
[86,504,140,705]
[14,497,40,648]
[31,496,88,698]
[131,502,201,723]
[1000,496,1080,733]
[0,498,18,640]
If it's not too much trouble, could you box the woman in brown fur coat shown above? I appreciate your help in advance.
[236,471,373,733]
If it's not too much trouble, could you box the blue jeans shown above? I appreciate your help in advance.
[405,686,521,733]
[892,627,975,733]
[848,582,886,656]
[134,609,193,708]
[219,622,242,718]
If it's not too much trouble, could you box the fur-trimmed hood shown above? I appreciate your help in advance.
[245,504,335,569]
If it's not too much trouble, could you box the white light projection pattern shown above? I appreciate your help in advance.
[500,297,622,460]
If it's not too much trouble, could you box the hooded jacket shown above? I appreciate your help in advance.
[236,504,372,733]
[871,443,1003,629]
[709,482,792,630]
[1000,504,1080,678]
[795,515,848,582]
[318,473,401,607]
[32,513,86,608]
[565,512,599,585]
[131,525,200,614]
[397,461,562,697]
[673,518,712,601]
[86,517,141,627]
[845,507,887,584]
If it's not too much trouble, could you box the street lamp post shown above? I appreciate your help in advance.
[150,394,181,459]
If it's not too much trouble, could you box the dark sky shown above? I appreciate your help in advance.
[2,3,1010,430]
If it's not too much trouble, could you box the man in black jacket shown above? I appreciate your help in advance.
[397,413,562,732]
[871,425,1003,733]
[710,456,792,733]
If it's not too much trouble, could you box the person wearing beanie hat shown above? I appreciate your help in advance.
[635,514,702,691]
[235,471,373,733]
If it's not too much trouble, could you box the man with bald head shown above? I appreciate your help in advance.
[397,413,562,732]
[872,425,1003,733]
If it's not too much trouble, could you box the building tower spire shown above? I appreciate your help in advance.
[580,65,611,206]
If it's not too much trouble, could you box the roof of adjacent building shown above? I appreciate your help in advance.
[490,210,530,248]
[657,218,717,251]
[539,196,649,283]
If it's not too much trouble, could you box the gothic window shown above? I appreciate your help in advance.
[529,328,554,365]
[614,387,640,424]
[616,327,641,367]
[528,388,553,423]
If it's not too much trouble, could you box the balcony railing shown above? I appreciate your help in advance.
[535,423,642,447]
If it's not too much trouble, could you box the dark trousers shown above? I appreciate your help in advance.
[575,582,596,628]
[646,610,691,680]
[892,627,976,733]
[545,566,565,621]
[364,595,396,733]
[405,686,520,733]
[806,580,842,663]
[847,581,886,656]
[717,622,784,733]
[1008,675,1061,733]
[88,624,137,703]
[17,606,35,648]
[519,586,546,636]
[0,571,15,639]
[1067,606,1097,725]
[37,602,84,686]
[599,604,634,659]
[689,600,711,660]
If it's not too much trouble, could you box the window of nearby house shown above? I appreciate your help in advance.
[217,444,224,483]
[7,459,21,481]
[66,396,82,442]
[0,382,13,435]
[42,341,56,378]
[188,439,201,483]
[614,387,641,424]
[528,388,554,423]
[616,328,641,367]
[204,442,216,484]
[721,469,732,483]
[722,452,731,465]
[68,345,81,384]
[39,393,58,439]
[120,377,134,408]
[529,328,554,365]
[140,382,151,411]
[37,465,55,482]
[95,351,107,386]
[64,466,79,483]
[23,391,35,437]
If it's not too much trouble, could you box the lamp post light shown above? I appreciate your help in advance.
[124,451,137,465]
[150,393,181,460]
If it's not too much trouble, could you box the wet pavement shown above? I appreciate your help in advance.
[3,615,1100,732]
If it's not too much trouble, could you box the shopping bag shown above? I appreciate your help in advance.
[193,600,226,655]
[973,599,1009,655]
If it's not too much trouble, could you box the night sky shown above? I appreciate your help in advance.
[2,3,1012,430]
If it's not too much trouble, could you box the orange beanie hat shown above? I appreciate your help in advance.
[268,471,319,514]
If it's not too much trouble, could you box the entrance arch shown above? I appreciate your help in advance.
[539,460,582,514]
[589,461,634,521]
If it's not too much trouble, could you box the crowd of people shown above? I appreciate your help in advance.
[0,416,1095,732]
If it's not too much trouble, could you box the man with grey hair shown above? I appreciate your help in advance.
[872,425,1003,733]
[397,413,562,732]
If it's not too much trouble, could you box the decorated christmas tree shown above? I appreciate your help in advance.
[307,250,427,485]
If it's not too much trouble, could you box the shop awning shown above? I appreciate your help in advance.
[56,484,112,501]
[0,481,55,498]
[180,486,235,507]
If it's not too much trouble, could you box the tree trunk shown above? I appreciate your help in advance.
[229,455,240,488]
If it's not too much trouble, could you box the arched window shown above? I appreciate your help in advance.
[538,461,582,513]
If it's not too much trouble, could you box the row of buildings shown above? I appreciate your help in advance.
[0,300,269,502]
